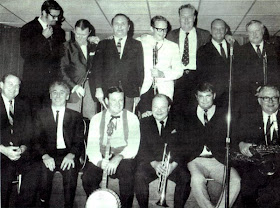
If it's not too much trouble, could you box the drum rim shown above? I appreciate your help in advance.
[86,188,121,208]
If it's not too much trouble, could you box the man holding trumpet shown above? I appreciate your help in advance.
[135,94,190,208]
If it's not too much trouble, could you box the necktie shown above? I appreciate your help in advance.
[256,45,262,58]
[56,110,59,129]
[117,38,123,58]
[109,115,120,130]
[219,43,227,59]
[182,32,189,66]
[153,42,158,66]
[9,100,14,126]
[266,116,272,144]
[204,109,208,126]
[160,121,165,136]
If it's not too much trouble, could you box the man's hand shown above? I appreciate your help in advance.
[42,154,55,171]
[42,26,53,39]
[61,153,75,171]
[225,34,235,45]
[239,142,253,157]
[72,85,85,98]
[19,145,27,154]
[151,68,165,78]
[151,161,168,177]
[100,158,109,170]
[88,36,100,44]
[106,155,123,175]
[1,145,21,161]
[95,88,104,104]
[141,111,152,118]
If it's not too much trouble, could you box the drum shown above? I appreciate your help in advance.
[85,188,121,208]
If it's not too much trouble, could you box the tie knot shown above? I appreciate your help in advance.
[9,100,12,105]
[111,115,120,119]
[118,38,122,43]
[186,32,189,36]
[56,110,59,114]
[204,109,208,113]
[160,121,165,126]
[256,45,260,48]
[219,43,223,47]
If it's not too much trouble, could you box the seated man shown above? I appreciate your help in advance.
[82,86,140,208]
[135,94,190,208]
[33,81,84,208]
[185,83,240,208]
[237,85,280,207]
[0,73,39,207]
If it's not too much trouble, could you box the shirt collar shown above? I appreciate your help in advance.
[197,104,216,114]
[262,110,278,121]
[114,36,127,44]
[38,16,48,30]
[1,94,14,104]
[251,41,264,50]
[180,27,195,36]
[51,105,66,113]
[155,116,168,126]
[211,39,226,47]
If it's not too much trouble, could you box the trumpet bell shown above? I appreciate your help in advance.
[156,198,169,207]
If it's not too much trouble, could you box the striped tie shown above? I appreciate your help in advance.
[117,38,122,58]
[9,100,14,126]
[204,109,208,126]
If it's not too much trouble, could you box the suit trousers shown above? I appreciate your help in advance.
[134,162,190,208]
[187,157,241,208]
[1,159,40,208]
[40,152,79,208]
[82,159,136,208]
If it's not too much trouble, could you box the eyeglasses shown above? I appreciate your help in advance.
[51,91,67,96]
[259,96,279,102]
[153,26,168,33]
[48,13,59,20]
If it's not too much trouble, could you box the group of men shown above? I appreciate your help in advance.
[1,0,280,208]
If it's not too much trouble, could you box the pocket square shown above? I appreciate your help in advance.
[89,52,95,56]
[171,129,177,134]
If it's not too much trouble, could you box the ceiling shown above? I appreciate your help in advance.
[1,0,280,37]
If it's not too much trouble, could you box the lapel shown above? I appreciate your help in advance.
[62,108,71,146]
[0,96,8,121]
[109,39,120,59]
[121,37,131,60]
[173,29,180,45]
[73,41,87,66]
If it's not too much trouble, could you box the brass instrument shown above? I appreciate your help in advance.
[156,143,171,207]
[152,43,158,95]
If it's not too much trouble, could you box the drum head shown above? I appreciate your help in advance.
[85,189,121,208]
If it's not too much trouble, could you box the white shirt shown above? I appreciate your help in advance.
[251,41,264,54]
[87,110,140,166]
[211,39,228,58]
[262,111,278,143]
[179,27,197,70]
[138,34,183,99]
[38,16,48,30]
[51,106,66,149]
[114,36,127,59]
[80,44,88,60]
[155,117,168,136]
[1,94,14,117]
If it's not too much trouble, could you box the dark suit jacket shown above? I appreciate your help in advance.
[234,41,280,113]
[33,107,84,159]
[234,109,280,146]
[137,115,185,166]
[20,17,65,96]
[92,37,144,98]
[166,28,211,51]
[0,96,33,163]
[184,106,228,164]
[197,41,239,107]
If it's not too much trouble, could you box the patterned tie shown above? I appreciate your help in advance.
[266,116,272,145]
[117,38,123,58]
[204,109,208,126]
[160,121,165,136]
[256,45,262,58]
[9,100,14,126]
[109,115,120,130]
[182,32,189,66]
[219,43,227,59]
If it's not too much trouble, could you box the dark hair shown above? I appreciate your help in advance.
[246,20,264,31]
[75,19,95,36]
[111,13,130,26]
[41,0,64,22]
[49,81,70,95]
[1,73,21,83]
[153,94,172,107]
[195,83,216,95]
[105,86,124,98]
[178,4,196,15]
[150,15,168,27]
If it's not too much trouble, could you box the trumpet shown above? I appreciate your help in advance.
[156,143,171,207]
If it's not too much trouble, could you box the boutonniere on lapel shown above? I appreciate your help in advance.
[171,129,177,134]
[89,52,95,56]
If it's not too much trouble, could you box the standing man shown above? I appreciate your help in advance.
[61,19,97,119]
[235,20,280,115]
[185,83,240,208]
[135,94,190,208]
[167,4,211,116]
[33,81,84,208]
[20,0,65,114]
[197,19,239,108]
[138,15,183,116]
[82,86,140,208]
[93,13,144,112]
[0,74,39,207]
[236,85,280,207]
